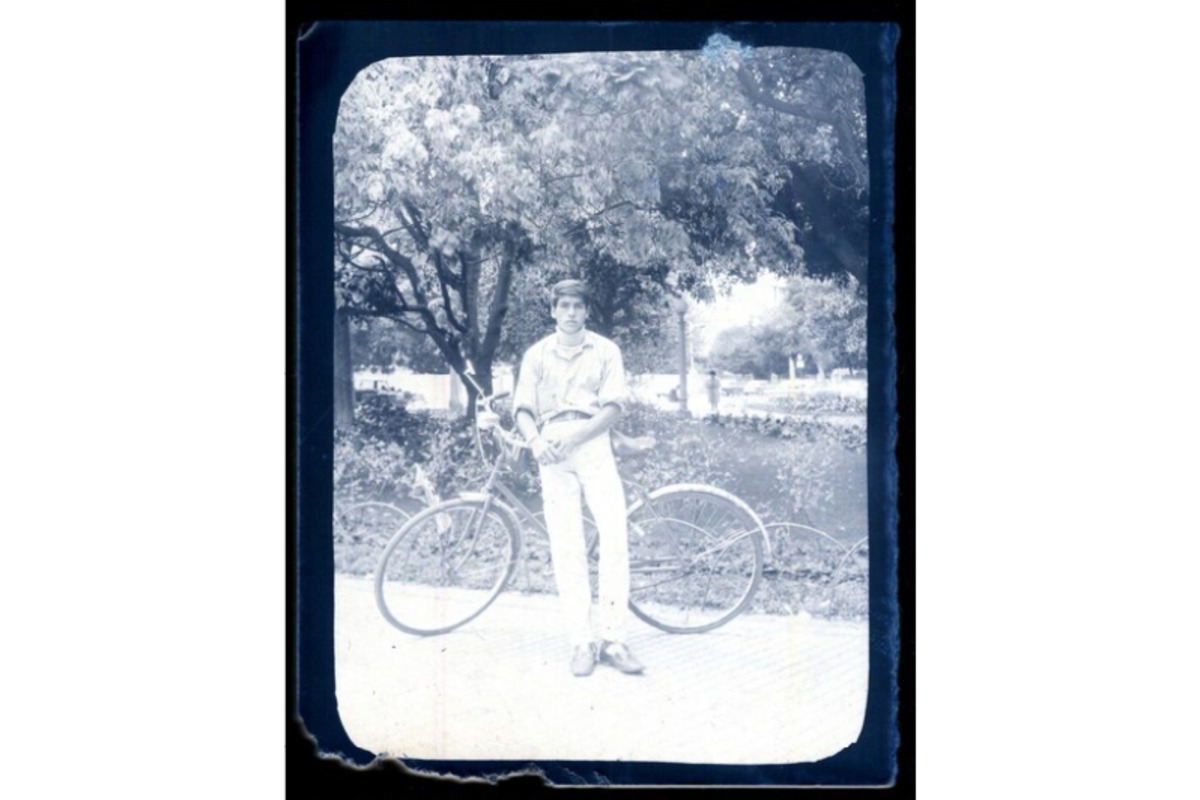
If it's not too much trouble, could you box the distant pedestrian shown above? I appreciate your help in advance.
[705,370,721,417]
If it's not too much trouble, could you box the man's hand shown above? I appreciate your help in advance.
[531,436,566,465]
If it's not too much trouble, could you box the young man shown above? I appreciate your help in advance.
[512,279,645,677]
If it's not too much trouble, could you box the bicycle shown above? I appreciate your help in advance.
[373,366,772,636]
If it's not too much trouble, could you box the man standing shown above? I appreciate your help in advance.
[705,369,722,417]
[513,279,645,677]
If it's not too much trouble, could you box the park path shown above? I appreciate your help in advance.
[333,574,868,769]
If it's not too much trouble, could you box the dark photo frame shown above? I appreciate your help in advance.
[290,17,911,789]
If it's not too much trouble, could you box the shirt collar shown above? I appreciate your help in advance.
[550,330,596,348]
[549,331,596,359]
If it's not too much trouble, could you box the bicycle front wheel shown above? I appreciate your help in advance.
[334,501,410,575]
[626,486,766,633]
[374,498,519,635]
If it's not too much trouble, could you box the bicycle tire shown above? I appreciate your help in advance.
[625,485,766,634]
[333,501,411,575]
[374,497,520,635]
[830,537,869,620]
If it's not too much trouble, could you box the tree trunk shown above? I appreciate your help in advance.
[333,304,356,429]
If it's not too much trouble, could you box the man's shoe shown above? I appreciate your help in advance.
[598,641,645,675]
[571,643,597,677]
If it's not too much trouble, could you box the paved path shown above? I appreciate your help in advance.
[334,574,868,768]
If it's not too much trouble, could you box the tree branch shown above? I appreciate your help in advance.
[734,64,827,120]
[336,201,381,226]
[336,227,503,398]
[437,251,467,334]
[339,306,430,334]
[396,197,430,248]
[565,200,639,235]
[734,64,868,189]
[395,196,466,299]
[391,315,433,337]
[335,221,447,344]
[480,235,518,359]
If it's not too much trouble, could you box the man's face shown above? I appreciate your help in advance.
[551,294,589,334]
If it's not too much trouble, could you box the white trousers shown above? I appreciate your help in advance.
[539,420,630,646]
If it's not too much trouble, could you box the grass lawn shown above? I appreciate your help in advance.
[652,417,869,620]
[684,418,867,542]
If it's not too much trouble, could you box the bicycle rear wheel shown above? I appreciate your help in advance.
[626,486,765,633]
[831,537,869,620]
[374,498,519,635]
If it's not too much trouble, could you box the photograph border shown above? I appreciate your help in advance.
[290,17,912,788]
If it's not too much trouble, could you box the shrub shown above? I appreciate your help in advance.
[333,397,870,621]
[709,412,867,451]
[766,392,867,418]
[336,394,541,507]
[334,432,409,504]
[617,402,866,530]
[617,404,737,492]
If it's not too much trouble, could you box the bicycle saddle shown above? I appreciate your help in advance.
[612,435,656,460]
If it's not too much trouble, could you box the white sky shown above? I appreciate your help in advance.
[690,271,787,356]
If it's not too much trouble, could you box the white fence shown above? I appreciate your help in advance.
[356,367,864,414]
[354,367,515,412]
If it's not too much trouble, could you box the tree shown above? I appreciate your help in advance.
[778,274,867,376]
[778,162,869,284]
[707,274,866,379]
[708,324,790,379]
[710,35,869,283]
[350,316,448,373]
[497,256,683,374]
[332,42,867,422]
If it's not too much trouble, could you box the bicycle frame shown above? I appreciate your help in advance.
[459,362,771,562]
[373,365,773,635]
[462,440,771,581]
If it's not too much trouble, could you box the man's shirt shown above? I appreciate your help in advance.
[513,331,629,426]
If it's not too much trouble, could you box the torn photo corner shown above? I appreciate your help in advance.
[294,19,902,788]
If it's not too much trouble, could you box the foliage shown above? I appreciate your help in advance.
[707,323,792,378]
[495,259,683,374]
[332,43,868,401]
[709,412,867,452]
[757,534,868,620]
[778,274,867,373]
[764,391,868,418]
[780,162,869,284]
[617,404,738,494]
[334,396,869,619]
[336,396,487,504]
[617,402,865,522]
[351,316,448,373]
[706,274,866,377]
[337,394,865,526]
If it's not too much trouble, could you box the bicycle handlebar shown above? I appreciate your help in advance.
[461,362,528,453]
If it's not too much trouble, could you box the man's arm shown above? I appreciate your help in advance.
[513,342,564,464]
[544,403,622,455]
[516,408,564,465]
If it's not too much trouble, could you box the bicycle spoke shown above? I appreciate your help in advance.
[333,501,410,576]
[627,489,764,633]
[375,500,518,635]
